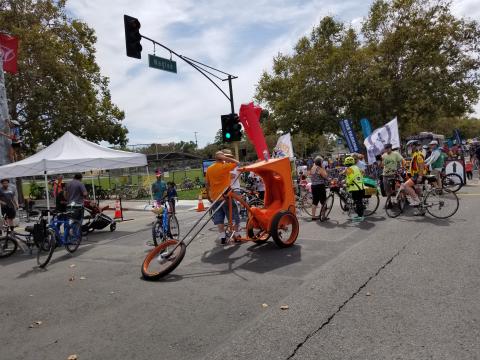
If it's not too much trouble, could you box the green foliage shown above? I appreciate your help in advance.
[256,0,480,138]
[139,141,198,154]
[1,0,128,152]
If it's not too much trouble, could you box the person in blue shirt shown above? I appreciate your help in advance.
[167,182,178,214]
[152,171,167,206]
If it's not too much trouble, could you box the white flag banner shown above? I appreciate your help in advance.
[364,117,400,164]
[273,133,294,159]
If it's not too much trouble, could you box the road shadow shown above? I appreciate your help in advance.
[157,241,302,282]
[313,214,383,230]
[15,245,93,278]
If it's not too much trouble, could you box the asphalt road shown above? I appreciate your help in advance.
[1,184,479,360]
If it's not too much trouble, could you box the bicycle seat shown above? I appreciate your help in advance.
[424,175,437,183]
[25,225,34,233]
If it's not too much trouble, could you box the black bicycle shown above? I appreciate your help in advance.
[0,211,56,268]
[323,179,380,221]
[441,172,463,193]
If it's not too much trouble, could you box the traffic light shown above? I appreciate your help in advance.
[124,15,142,59]
[221,113,242,143]
[231,114,242,141]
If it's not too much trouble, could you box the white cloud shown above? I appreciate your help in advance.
[67,0,480,146]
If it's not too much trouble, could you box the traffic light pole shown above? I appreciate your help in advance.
[226,75,239,160]
[140,34,237,117]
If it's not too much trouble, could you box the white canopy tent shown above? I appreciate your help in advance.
[0,131,149,211]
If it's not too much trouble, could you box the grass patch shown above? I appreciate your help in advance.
[177,188,203,200]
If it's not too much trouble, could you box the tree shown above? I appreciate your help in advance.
[0,0,128,153]
[256,0,480,139]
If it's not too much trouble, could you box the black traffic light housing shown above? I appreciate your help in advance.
[124,15,142,59]
[221,113,242,143]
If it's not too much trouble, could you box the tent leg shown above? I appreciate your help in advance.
[91,176,96,203]
[44,172,50,222]
[146,166,154,205]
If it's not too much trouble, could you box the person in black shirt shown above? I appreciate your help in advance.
[0,179,18,229]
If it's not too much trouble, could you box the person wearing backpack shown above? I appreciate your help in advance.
[425,140,446,188]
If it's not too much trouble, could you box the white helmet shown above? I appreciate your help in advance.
[429,140,438,145]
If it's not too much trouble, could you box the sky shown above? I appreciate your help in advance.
[67,0,480,147]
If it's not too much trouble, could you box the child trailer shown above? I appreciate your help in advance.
[82,200,116,235]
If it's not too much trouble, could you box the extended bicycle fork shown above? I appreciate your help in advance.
[160,187,231,260]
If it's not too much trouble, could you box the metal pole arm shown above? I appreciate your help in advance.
[140,34,237,112]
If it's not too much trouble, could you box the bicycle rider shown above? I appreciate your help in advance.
[0,178,19,230]
[425,140,446,188]
[401,140,424,206]
[344,156,365,222]
[381,143,405,197]
[152,170,167,207]
[65,173,88,221]
[205,150,240,245]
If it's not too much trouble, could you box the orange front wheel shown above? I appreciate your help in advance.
[142,240,186,281]
[270,211,299,248]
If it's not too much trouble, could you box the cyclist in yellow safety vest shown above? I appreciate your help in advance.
[402,140,424,206]
[344,156,365,222]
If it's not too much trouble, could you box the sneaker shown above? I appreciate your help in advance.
[410,199,421,207]
[217,234,227,245]
[352,216,364,222]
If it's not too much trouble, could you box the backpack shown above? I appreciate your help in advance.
[431,150,446,169]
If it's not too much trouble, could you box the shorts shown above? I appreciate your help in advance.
[311,184,326,206]
[211,200,240,226]
[408,174,421,184]
[1,206,16,220]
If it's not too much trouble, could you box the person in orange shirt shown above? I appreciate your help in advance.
[205,150,240,245]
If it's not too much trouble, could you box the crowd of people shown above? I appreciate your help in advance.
[295,138,478,222]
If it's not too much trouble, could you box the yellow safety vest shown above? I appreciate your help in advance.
[346,165,365,192]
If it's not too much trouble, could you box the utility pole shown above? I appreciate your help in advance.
[0,48,11,167]
[194,132,198,147]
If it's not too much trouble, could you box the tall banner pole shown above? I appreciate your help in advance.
[0,50,11,167]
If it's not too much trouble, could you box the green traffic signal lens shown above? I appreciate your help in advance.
[226,133,231,139]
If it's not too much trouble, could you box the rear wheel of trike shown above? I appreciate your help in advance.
[270,211,299,248]
[142,240,186,281]
[246,218,270,243]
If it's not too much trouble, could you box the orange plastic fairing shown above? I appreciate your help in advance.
[240,157,295,232]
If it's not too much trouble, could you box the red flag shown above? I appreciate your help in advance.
[239,102,269,160]
[0,34,19,74]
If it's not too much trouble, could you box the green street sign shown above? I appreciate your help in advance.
[148,54,177,73]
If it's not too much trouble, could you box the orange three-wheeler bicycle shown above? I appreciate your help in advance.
[141,157,300,280]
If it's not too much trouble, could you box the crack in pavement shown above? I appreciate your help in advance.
[285,232,421,360]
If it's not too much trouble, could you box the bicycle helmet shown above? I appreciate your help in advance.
[344,156,355,166]
[407,140,420,147]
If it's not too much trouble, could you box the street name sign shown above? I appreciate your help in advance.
[148,54,177,73]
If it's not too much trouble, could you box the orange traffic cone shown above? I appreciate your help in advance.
[114,199,123,220]
[196,194,206,212]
